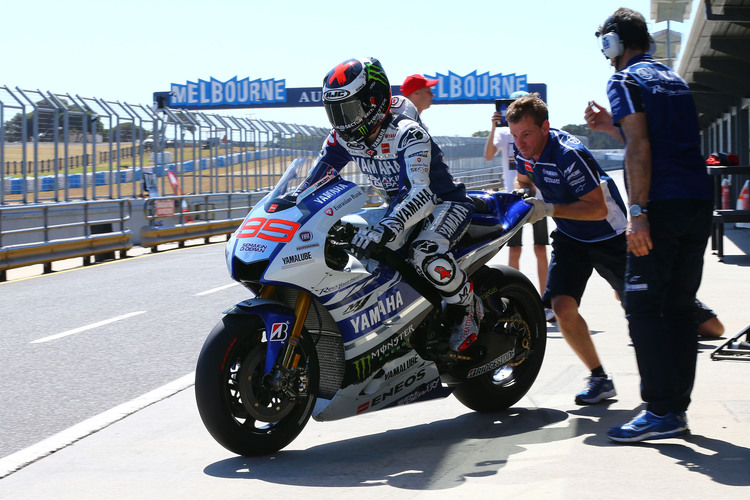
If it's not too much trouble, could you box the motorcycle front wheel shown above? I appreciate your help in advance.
[195,314,319,456]
[452,264,547,412]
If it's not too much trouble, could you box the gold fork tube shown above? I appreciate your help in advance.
[281,291,312,369]
[259,285,277,299]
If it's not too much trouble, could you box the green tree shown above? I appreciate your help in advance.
[472,124,622,149]
[2,99,103,142]
[106,122,150,142]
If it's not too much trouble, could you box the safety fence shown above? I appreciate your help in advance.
[1,85,494,279]
[1,86,488,205]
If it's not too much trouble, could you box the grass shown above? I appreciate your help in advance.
[3,142,132,162]
[1,143,252,177]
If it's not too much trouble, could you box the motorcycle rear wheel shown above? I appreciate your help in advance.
[195,314,319,456]
[452,265,546,412]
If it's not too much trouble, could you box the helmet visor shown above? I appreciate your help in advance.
[325,99,367,141]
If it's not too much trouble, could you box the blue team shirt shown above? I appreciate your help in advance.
[514,129,627,242]
[607,54,712,201]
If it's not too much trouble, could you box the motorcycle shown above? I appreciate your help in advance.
[195,158,547,456]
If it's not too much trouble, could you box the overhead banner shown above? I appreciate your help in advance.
[169,77,287,108]
[161,71,546,110]
[428,71,529,103]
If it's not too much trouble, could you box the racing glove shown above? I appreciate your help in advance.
[525,198,554,224]
[511,188,533,199]
[351,225,395,260]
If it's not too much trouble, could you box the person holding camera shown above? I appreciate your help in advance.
[484,91,555,323]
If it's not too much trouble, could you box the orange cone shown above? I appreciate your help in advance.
[722,178,731,209]
[737,180,750,228]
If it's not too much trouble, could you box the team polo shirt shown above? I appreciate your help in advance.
[514,129,627,242]
[607,54,712,201]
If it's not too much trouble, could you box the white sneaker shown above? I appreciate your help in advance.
[545,308,556,323]
[448,294,485,352]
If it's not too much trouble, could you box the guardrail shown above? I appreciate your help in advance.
[137,163,502,252]
[0,164,503,279]
[140,192,259,251]
[0,199,132,281]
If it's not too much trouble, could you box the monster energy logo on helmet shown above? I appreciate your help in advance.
[366,61,388,87]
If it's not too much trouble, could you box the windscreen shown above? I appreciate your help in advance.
[264,159,342,211]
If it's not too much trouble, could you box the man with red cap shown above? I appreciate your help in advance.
[401,74,439,115]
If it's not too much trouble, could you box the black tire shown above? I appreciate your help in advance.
[452,264,547,412]
[195,314,319,456]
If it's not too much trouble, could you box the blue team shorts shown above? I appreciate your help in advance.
[542,229,626,307]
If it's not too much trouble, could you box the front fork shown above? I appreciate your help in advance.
[259,285,311,371]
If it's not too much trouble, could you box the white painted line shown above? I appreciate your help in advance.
[194,282,239,296]
[0,372,195,479]
[30,311,147,344]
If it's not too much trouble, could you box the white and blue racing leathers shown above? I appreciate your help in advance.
[318,111,475,305]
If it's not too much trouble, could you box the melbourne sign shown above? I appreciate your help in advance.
[428,71,529,103]
[169,77,286,108]
[163,71,544,110]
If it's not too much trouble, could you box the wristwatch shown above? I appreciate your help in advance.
[628,204,648,217]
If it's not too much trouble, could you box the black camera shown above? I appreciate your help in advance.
[494,98,514,127]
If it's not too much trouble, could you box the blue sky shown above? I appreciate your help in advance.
[2,0,696,137]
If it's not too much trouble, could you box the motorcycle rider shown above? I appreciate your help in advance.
[318,57,483,354]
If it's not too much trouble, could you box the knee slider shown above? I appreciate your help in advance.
[421,253,457,287]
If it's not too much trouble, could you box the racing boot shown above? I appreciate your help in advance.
[445,281,484,352]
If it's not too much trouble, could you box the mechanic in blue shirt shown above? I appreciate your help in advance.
[505,93,628,406]
[588,7,713,443]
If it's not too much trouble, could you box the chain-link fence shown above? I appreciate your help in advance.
[2,86,493,206]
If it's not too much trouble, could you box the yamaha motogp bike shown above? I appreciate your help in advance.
[195,158,547,456]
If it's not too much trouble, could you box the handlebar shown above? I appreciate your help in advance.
[325,221,442,308]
